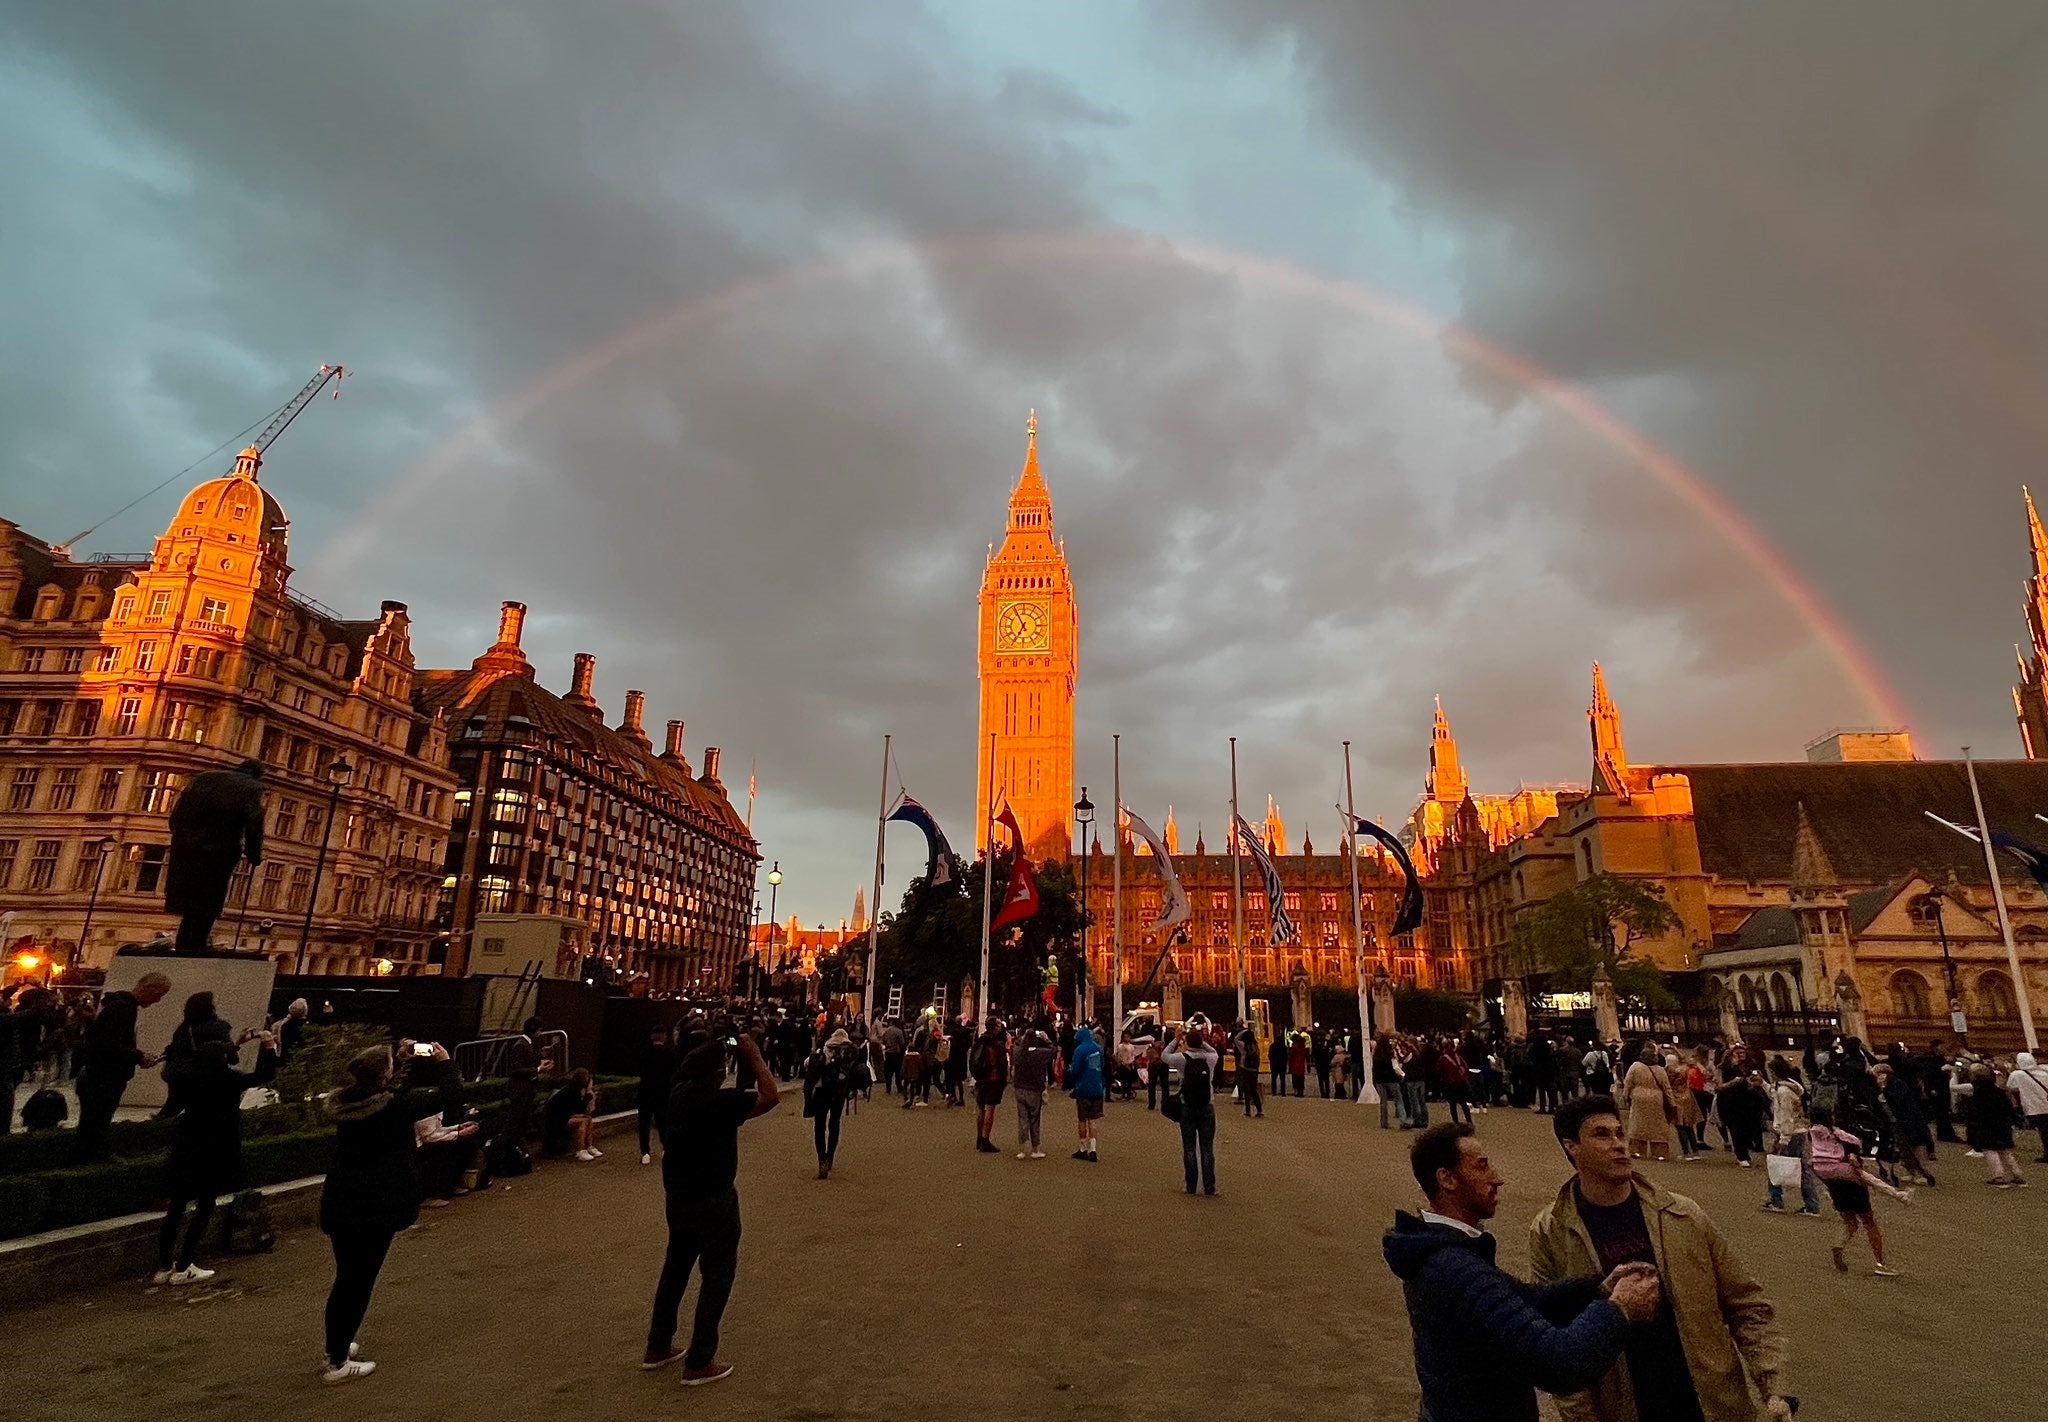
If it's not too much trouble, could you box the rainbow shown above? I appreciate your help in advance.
[310,230,1908,728]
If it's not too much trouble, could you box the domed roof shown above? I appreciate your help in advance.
[166,447,289,555]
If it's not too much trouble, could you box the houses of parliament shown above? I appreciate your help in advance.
[983,418,2048,1046]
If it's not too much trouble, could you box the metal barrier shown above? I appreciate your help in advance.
[453,1029,569,1082]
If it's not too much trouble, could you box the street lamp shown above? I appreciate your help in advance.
[295,756,352,976]
[77,835,117,971]
[1075,788,1095,1019]
[1924,886,1967,1046]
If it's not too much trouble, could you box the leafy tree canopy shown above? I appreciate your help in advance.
[1511,873,1679,1007]
[873,852,1089,1016]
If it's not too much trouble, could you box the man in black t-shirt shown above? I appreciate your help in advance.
[643,1032,779,1385]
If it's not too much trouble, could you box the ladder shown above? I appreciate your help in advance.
[932,984,947,1021]
[885,983,904,1020]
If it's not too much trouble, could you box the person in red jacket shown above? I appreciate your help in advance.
[1288,1030,1310,1097]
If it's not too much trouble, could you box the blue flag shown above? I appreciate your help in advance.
[888,794,955,888]
[1234,813,1299,944]
[1353,816,1426,939]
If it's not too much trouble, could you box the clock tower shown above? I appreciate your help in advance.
[977,411,1077,860]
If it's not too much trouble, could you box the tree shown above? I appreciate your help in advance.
[872,852,1088,1017]
[1394,985,1472,1034]
[1511,873,1679,1007]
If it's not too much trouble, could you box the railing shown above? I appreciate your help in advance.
[452,1029,568,1083]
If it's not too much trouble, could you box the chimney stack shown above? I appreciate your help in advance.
[564,651,602,718]
[470,599,533,675]
[663,719,686,759]
[617,689,651,748]
[699,746,724,791]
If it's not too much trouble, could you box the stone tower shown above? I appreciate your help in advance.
[977,410,1078,859]
[2014,487,2048,758]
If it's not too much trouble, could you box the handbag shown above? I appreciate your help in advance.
[1765,1153,1803,1189]
[1162,1087,1183,1123]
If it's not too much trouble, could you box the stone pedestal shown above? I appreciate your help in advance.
[1289,964,1315,1034]
[1834,971,1868,1044]
[1591,963,1621,1045]
[102,946,277,1109]
[1502,978,1530,1042]
[1161,958,1184,1025]
[1369,966,1397,1039]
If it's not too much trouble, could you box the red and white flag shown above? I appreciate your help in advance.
[991,802,1039,930]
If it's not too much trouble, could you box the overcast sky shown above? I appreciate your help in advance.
[6,3,2046,928]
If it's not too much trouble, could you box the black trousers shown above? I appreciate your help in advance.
[1240,1075,1262,1116]
[324,1228,397,1368]
[812,1100,843,1162]
[71,1076,127,1162]
[638,1104,661,1158]
[159,1195,215,1270]
[647,1189,742,1367]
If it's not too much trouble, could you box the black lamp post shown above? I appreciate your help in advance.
[1074,787,1094,1018]
[77,835,116,970]
[295,756,351,976]
[1926,886,1967,1046]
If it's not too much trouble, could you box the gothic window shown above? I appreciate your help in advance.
[1320,892,1339,912]
[1976,970,2018,1022]
[1888,970,1932,1021]
[1907,895,1941,925]
[1769,972,1794,1013]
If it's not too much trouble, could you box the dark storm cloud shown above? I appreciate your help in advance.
[1194,0,2048,749]
[4,4,1997,923]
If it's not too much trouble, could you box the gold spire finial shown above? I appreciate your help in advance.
[1026,407,1038,442]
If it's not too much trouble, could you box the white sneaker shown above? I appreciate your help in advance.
[321,1359,376,1385]
[1966,1149,1984,1158]
[1030,1150,1046,1159]
[575,1149,597,1162]
[149,1269,173,1286]
[588,1148,604,1159]
[1016,1150,1029,1159]
[169,1265,215,1285]
[641,1153,653,1166]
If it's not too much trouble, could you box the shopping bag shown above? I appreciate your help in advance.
[1765,1154,1803,1189]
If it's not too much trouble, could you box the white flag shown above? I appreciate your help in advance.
[1122,805,1191,935]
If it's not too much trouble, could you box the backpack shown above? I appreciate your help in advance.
[20,1087,67,1132]
[1179,1051,1214,1110]
[934,1034,953,1064]
[223,1190,277,1254]
[490,1135,534,1177]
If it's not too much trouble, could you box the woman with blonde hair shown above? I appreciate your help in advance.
[1619,1041,1674,1161]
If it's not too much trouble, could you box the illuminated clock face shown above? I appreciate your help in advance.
[996,600,1051,652]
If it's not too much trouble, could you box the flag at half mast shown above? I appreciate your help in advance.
[887,794,955,888]
[1234,813,1299,944]
[1122,806,1190,935]
[992,801,1040,931]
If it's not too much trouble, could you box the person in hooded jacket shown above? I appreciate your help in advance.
[1068,1023,1106,1162]
[1385,1122,1654,1422]
[802,1029,855,1178]
[152,1029,278,1286]
[316,1042,449,1385]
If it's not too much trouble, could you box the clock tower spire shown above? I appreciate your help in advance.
[978,409,1077,859]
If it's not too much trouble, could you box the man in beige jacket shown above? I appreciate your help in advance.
[1530,1094,1793,1422]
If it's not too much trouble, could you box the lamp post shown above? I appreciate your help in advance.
[77,835,116,970]
[1925,886,1967,1046]
[295,756,352,976]
[1074,787,1094,1021]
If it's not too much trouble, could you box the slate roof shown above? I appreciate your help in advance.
[413,665,754,848]
[1657,759,2048,887]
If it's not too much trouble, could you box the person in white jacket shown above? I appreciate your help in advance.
[2008,1051,2048,1164]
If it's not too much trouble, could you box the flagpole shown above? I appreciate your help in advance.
[862,734,890,1020]
[1230,736,1247,1022]
[1111,734,1123,1051]
[978,731,996,1028]
[1344,741,1378,1105]
[1965,746,2039,1050]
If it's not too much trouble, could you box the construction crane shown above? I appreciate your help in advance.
[60,363,349,552]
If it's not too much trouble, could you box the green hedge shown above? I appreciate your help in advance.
[0,1075,639,1241]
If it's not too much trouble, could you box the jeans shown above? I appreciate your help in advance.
[1179,1102,1217,1193]
[647,1189,742,1367]
[71,1075,127,1162]
[1239,1076,1262,1117]
[1765,1139,1821,1213]
[812,1099,843,1162]
[159,1195,216,1270]
[325,1228,397,1368]
[1403,1081,1430,1129]
[1377,1082,1402,1128]
[1014,1088,1044,1148]
[2030,1114,2048,1162]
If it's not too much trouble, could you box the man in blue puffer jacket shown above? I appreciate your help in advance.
[1384,1122,1657,1422]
